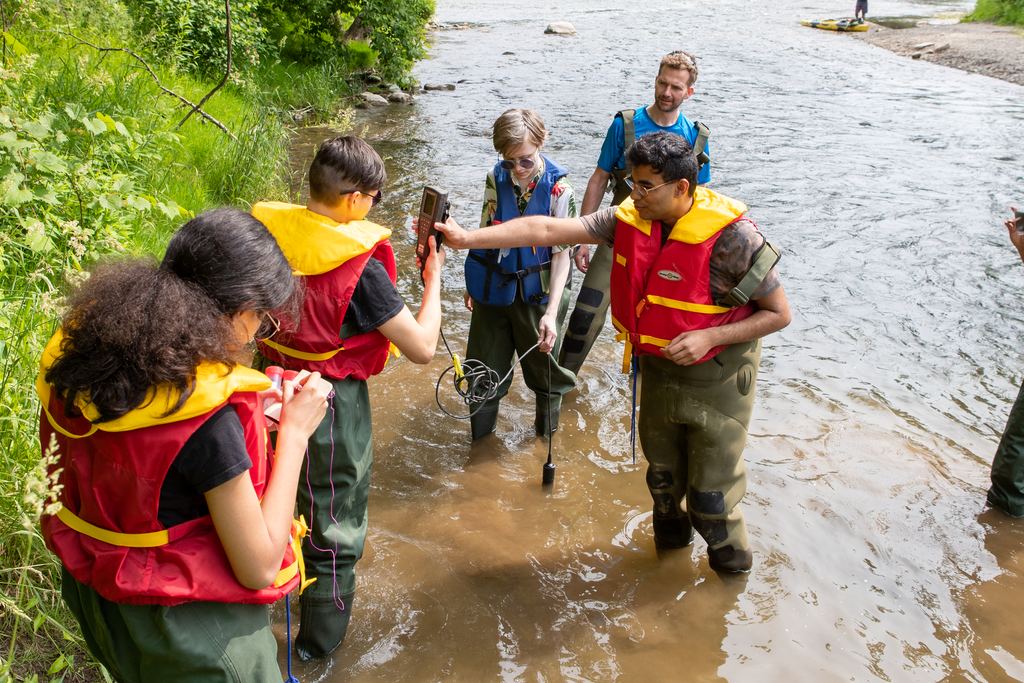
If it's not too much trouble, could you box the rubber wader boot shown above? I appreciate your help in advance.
[471,404,499,441]
[708,545,753,574]
[535,397,561,437]
[295,590,355,661]
[652,512,694,549]
[558,243,614,376]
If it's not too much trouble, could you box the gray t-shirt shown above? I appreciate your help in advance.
[580,206,781,305]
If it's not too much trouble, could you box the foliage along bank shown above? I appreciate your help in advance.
[0,0,434,680]
[966,0,1024,26]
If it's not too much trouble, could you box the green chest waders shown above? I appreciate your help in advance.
[558,112,710,376]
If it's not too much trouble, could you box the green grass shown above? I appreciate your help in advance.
[0,3,362,680]
[965,0,1024,26]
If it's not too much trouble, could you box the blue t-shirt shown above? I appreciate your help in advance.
[596,106,711,185]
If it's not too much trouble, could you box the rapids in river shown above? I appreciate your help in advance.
[272,0,1024,679]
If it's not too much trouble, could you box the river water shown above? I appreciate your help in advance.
[273,0,1024,680]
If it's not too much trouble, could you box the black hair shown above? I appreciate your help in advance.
[308,136,387,207]
[626,131,699,197]
[46,209,296,422]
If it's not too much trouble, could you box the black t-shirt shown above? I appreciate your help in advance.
[157,404,252,528]
[339,258,405,339]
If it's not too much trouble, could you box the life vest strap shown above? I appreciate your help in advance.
[56,506,170,548]
[261,338,344,362]
[694,121,711,169]
[42,401,99,439]
[645,295,732,315]
[719,238,781,308]
[610,109,637,202]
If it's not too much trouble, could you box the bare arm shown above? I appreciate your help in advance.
[437,214,597,252]
[575,168,613,272]
[661,286,792,366]
[538,248,571,353]
[206,373,330,589]
[379,235,445,364]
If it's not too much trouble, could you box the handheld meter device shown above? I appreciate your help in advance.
[416,186,449,269]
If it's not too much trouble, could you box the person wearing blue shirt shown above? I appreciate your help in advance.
[559,51,712,376]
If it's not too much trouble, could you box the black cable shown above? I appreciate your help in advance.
[434,330,543,420]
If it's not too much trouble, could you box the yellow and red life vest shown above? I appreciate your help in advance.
[609,188,756,370]
[253,202,399,380]
[38,333,308,606]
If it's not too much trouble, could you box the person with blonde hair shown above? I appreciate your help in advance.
[463,108,577,439]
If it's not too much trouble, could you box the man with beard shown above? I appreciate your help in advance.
[560,50,712,375]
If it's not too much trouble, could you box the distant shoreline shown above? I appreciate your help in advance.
[851,21,1024,87]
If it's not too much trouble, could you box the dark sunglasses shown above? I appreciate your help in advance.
[254,313,280,342]
[499,156,537,171]
[339,188,384,207]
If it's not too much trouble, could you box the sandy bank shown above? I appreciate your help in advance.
[852,21,1024,87]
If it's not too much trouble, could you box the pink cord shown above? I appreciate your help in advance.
[304,393,346,611]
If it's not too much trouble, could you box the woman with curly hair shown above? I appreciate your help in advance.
[38,209,331,682]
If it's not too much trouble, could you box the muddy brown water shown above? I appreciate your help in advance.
[270,0,1024,680]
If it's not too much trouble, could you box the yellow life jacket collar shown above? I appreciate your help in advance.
[252,201,391,276]
[37,332,271,433]
[615,187,747,245]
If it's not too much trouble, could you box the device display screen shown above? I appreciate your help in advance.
[423,193,436,216]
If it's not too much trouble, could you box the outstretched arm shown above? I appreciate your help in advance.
[437,214,597,251]
[661,286,792,366]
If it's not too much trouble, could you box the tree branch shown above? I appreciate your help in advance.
[46,29,238,141]
[178,0,231,130]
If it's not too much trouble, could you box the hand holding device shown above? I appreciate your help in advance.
[416,186,450,272]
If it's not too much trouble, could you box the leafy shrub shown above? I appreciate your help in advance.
[121,0,273,74]
[966,0,1024,25]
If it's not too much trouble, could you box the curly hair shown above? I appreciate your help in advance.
[626,131,699,197]
[46,209,296,422]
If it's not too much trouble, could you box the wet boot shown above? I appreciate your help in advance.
[708,544,753,574]
[535,398,561,437]
[295,590,355,661]
[471,404,499,441]
[652,513,694,549]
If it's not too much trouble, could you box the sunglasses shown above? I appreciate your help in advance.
[340,188,384,207]
[624,177,674,199]
[499,156,537,171]
[254,313,280,342]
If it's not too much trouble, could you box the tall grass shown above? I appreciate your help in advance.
[965,0,1024,26]
[0,2,358,680]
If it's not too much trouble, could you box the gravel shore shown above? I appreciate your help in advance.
[851,21,1024,87]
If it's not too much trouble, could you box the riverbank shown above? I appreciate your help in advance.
[853,21,1024,86]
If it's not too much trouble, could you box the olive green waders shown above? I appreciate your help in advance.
[467,289,576,439]
[293,376,372,659]
[61,568,281,683]
[989,378,1024,517]
[638,340,761,572]
[559,243,615,375]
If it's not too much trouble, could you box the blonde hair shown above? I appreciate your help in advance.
[659,51,698,88]
[492,109,547,157]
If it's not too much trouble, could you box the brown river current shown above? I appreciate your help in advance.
[269,0,1024,680]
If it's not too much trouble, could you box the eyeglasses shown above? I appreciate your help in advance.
[624,177,675,199]
[499,156,537,171]
[339,189,384,206]
[254,313,280,342]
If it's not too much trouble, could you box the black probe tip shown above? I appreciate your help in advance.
[542,462,555,486]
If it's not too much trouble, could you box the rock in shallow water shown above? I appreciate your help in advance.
[359,91,388,107]
[545,22,577,35]
[423,83,456,91]
[388,92,414,104]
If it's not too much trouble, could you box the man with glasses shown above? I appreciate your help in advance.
[560,50,712,376]
[252,136,446,658]
[436,131,790,574]
[461,108,578,440]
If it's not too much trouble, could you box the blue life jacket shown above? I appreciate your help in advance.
[465,156,569,306]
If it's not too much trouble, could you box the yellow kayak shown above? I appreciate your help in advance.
[801,17,869,32]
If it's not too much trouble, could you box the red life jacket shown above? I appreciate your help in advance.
[253,202,399,380]
[38,333,306,606]
[609,189,757,369]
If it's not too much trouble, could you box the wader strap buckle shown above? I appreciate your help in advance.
[720,238,782,308]
[693,121,711,170]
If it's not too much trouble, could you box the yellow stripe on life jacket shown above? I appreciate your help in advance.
[260,338,343,362]
[56,506,170,547]
[645,295,732,315]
